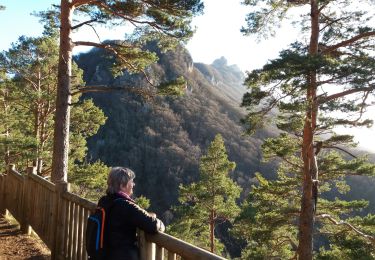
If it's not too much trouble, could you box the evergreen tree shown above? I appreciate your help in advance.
[239,0,375,259]
[0,73,35,171]
[45,0,203,183]
[169,134,242,256]
[0,33,106,178]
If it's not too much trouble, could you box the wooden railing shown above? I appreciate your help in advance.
[0,165,226,260]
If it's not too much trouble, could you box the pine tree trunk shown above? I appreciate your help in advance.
[3,87,10,166]
[51,0,74,183]
[34,104,41,174]
[298,1,319,259]
[210,210,215,253]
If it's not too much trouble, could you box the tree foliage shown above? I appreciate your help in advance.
[239,0,375,258]
[169,134,242,256]
[49,0,204,183]
[0,33,106,181]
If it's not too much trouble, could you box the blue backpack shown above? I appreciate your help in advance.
[86,198,123,260]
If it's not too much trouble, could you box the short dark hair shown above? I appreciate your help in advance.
[106,167,135,194]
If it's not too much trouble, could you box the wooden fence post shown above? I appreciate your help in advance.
[139,229,155,260]
[0,172,5,216]
[3,165,16,219]
[51,181,69,260]
[20,166,35,235]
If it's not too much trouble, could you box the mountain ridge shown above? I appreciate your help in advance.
[75,44,276,215]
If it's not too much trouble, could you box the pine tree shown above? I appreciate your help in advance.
[46,0,203,183]
[239,1,375,259]
[0,33,106,177]
[169,134,242,255]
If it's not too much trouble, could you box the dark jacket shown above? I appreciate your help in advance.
[98,193,162,260]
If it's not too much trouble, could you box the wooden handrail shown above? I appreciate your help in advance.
[8,165,23,182]
[1,166,228,260]
[28,172,56,191]
[62,191,96,210]
[145,232,227,260]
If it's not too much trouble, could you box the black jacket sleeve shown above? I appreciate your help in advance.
[122,200,164,234]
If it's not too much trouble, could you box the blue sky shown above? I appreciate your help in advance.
[0,0,374,152]
[0,0,297,71]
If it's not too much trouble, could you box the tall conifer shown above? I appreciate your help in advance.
[169,134,242,255]
[50,0,203,183]
[239,1,375,258]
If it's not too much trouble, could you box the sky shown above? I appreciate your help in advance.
[0,0,374,152]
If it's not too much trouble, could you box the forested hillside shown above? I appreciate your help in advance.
[75,43,375,258]
[75,44,276,215]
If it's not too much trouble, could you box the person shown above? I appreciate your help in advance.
[98,167,165,260]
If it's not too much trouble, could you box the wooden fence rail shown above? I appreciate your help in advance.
[0,165,226,260]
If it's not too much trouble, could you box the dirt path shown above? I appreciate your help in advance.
[0,217,50,260]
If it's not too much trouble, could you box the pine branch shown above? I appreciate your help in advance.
[319,13,349,33]
[322,145,357,158]
[71,19,98,30]
[322,31,375,54]
[317,214,375,244]
[73,41,156,87]
[71,85,156,101]
[318,84,375,104]
[72,0,99,8]
[93,1,178,38]
[275,235,298,251]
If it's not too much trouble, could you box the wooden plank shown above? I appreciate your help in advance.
[168,252,176,260]
[155,245,164,260]
[34,180,42,236]
[27,178,35,227]
[44,187,54,248]
[72,203,79,260]
[7,173,23,220]
[139,230,147,260]
[8,166,23,182]
[20,168,33,235]
[67,200,75,259]
[62,192,96,210]
[53,182,69,260]
[55,195,67,259]
[63,199,71,259]
[41,187,49,246]
[77,205,84,260]
[0,174,5,215]
[82,208,89,260]
[146,232,226,260]
[28,172,55,192]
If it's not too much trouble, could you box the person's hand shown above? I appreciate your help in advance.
[148,212,156,218]
[157,219,165,232]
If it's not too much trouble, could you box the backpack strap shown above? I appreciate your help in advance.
[101,198,125,246]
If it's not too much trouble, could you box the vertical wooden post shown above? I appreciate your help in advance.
[51,181,69,260]
[20,166,35,235]
[155,245,164,260]
[168,252,176,260]
[3,165,16,219]
[0,173,6,216]
[139,229,154,260]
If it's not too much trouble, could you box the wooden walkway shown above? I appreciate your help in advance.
[0,216,50,260]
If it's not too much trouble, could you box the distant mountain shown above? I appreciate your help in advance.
[75,43,375,257]
[75,44,276,214]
